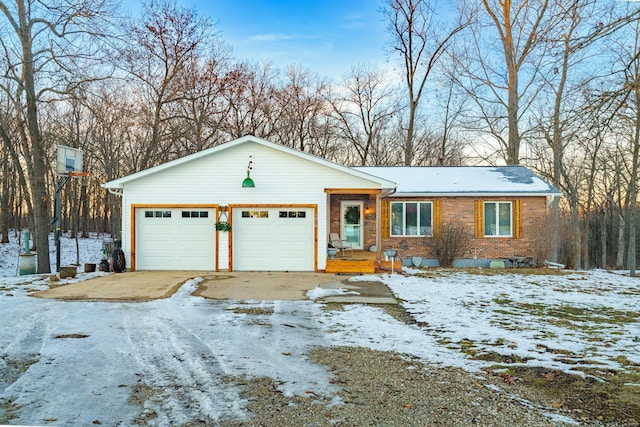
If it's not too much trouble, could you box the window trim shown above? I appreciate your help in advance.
[389,201,433,237]
[483,201,512,237]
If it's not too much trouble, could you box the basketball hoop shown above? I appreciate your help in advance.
[53,145,89,273]
[67,172,90,178]
[56,145,83,176]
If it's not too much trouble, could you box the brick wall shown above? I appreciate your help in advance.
[379,196,549,260]
[327,194,550,261]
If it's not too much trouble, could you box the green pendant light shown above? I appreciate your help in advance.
[242,172,255,188]
[242,156,255,188]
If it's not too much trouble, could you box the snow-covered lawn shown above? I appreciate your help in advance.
[0,230,106,277]
[0,232,638,425]
[341,270,640,376]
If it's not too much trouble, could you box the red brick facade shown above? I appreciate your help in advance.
[329,194,549,262]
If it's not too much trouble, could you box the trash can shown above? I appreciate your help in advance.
[18,253,37,275]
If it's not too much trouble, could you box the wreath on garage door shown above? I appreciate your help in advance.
[215,222,231,232]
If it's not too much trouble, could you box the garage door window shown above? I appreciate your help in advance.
[145,210,171,218]
[181,211,209,218]
[279,211,306,218]
[241,210,269,218]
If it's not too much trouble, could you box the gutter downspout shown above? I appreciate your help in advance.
[377,187,397,269]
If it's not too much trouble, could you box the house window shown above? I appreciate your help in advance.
[390,202,432,236]
[484,202,512,237]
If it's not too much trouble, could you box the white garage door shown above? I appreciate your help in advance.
[136,208,215,270]
[232,207,314,271]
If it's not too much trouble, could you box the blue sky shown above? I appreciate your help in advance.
[123,0,391,81]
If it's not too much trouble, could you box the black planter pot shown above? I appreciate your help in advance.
[98,259,110,272]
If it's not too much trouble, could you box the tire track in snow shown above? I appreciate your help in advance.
[0,300,54,395]
[1,301,52,359]
[123,308,246,425]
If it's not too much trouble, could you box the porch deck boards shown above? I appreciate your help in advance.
[326,251,400,274]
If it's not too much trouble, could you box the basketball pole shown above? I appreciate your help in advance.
[54,175,69,273]
[54,145,86,273]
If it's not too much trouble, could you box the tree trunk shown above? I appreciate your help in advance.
[548,198,560,263]
[628,79,640,277]
[629,206,636,276]
[17,0,51,273]
[616,211,626,269]
[571,208,581,269]
[506,74,520,165]
[583,214,590,269]
[80,181,89,237]
[405,99,416,166]
[0,149,9,243]
[601,208,608,269]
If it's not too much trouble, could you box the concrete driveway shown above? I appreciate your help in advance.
[32,271,397,303]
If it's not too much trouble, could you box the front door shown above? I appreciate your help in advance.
[341,201,363,250]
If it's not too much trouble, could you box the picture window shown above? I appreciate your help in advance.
[390,202,432,236]
[484,201,512,237]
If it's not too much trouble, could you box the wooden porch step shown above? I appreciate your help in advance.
[326,257,375,274]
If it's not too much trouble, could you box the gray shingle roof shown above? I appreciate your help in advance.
[354,166,561,196]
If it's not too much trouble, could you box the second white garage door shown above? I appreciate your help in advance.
[232,207,314,271]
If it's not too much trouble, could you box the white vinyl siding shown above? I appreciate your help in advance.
[118,141,386,271]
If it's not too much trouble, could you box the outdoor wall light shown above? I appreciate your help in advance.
[242,156,255,188]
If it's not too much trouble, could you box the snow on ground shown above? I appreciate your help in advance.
[1,232,639,425]
[0,229,106,278]
[336,271,640,375]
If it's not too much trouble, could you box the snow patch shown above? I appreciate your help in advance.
[307,286,359,300]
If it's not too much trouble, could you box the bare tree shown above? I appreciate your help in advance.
[436,67,468,165]
[384,0,467,165]
[328,65,402,166]
[0,124,10,243]
[119,0,216,170]
[458,0,558,165]
[272,66,329,154]
[536,1,640,263]
[84,82,134,235]
[613,19,640,277]
[171,50,233,155]
[222,61,278,139]
[0,0,113,273]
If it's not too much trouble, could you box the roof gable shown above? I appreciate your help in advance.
[103,135,396,189]
[354,166,560,196]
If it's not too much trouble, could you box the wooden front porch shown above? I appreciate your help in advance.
[325,250,402,274]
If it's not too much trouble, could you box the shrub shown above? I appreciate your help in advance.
[429,222,471,268]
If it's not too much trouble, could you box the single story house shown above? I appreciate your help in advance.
[103,135,560,273]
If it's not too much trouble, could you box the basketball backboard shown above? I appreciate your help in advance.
[56,145,83,176]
